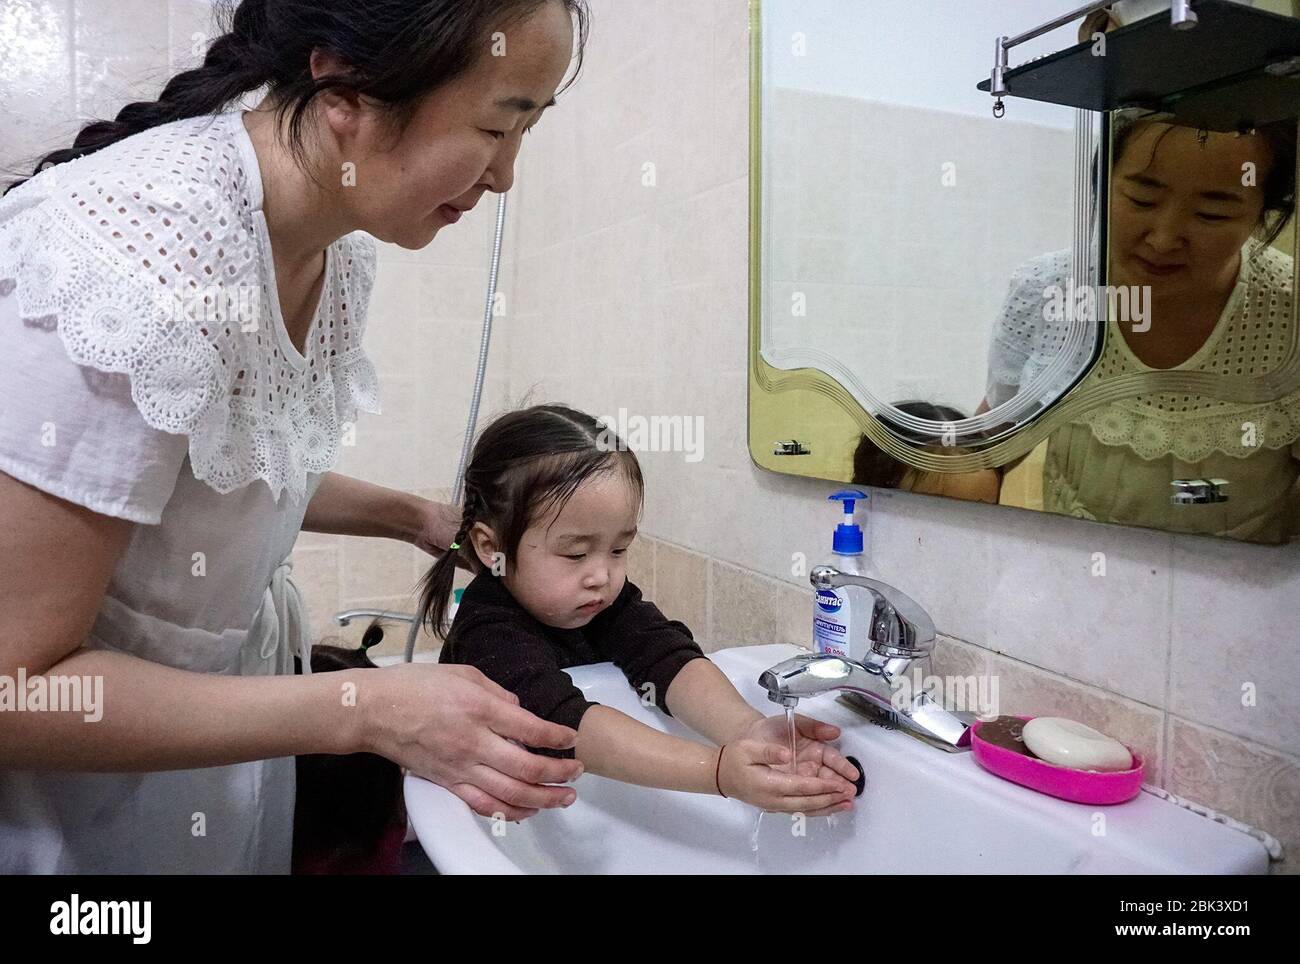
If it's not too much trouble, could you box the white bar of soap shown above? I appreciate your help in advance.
[1021,717,1133,772]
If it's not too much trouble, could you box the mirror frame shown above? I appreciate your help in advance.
[747,0,1300,483]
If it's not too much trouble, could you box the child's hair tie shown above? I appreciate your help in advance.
[448,542,460,550]
[360,622,384,652]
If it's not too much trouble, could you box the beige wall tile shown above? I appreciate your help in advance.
[1169,537,1300,758]
[1166,717,1300,875]
[986,652,1165,783]
[626,531,657,598]
[291,528,335,551]
[931,634,991,685]
[363,260,425,374]
[289,544,341,644]
[339,535,422,604]
[334,421,424,492]
[983,510,1173,707]
[709,559,809,653]
[868,489,992,648]
[653,540,709,646]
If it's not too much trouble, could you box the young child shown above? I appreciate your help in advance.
[852,400,1001,504]
[415,404,860,814]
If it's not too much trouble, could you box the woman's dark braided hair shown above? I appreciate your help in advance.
[416,404,644,641]
[5,0,589,196]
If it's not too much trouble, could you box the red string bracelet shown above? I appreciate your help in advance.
[715,744,728,798]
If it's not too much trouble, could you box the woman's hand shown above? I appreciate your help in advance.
[716,738,858,816]
[359,663,582,821]
[731,712,861,790]
[411,498,477,572]
[411,498,462,557]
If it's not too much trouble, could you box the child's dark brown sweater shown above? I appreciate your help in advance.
[438,571,707,755]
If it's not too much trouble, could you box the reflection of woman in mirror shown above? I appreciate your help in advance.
[983,115,1299,543]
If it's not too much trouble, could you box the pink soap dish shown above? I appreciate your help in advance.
[969,715,1144,805]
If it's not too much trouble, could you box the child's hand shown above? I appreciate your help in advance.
[733,713,862,789]
[716,739,858,816]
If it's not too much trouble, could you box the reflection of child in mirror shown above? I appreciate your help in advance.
[851,401,1001,504]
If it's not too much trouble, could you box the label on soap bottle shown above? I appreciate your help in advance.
[813,587,849,658]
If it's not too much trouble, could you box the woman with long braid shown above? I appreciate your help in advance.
[0,0,590,873]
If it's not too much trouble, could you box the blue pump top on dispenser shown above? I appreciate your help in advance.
[828,488,866,555]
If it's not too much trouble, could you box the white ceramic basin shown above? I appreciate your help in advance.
[405,644,1270,874]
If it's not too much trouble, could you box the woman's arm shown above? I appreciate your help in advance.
[302,471,459,554]
[0,472,580,820]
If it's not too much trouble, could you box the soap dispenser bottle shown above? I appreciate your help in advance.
[812,488,877,662]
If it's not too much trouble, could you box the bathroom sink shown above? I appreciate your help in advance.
[404,644,1270,874]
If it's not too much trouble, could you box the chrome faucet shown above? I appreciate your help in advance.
[758,566,974,752]
[334,608,423,662]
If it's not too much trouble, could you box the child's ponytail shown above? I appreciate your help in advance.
[414,495,477,642]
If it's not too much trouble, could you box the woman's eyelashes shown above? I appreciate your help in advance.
[480,123,539,141]
[1122,194,1237,223]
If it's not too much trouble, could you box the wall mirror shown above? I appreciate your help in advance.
[749,0,1300,544]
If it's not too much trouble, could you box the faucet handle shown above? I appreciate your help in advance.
[810,566,936,657]
[1170,478,1230,505]
[864,581,935,657]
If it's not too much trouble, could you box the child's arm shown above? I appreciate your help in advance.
[664,657,862,790]
[594,583,861,793]
[575,705,856,815]
[661,656,764,743]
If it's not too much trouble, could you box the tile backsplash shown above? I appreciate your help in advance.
[4,0,1295,873]
[764,86,1073,411]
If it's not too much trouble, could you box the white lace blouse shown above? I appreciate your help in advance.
[0,110,381,872]
[986,246,1300,460]
[985,246,1300,541]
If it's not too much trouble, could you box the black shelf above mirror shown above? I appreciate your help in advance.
[976,0,1300,130]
